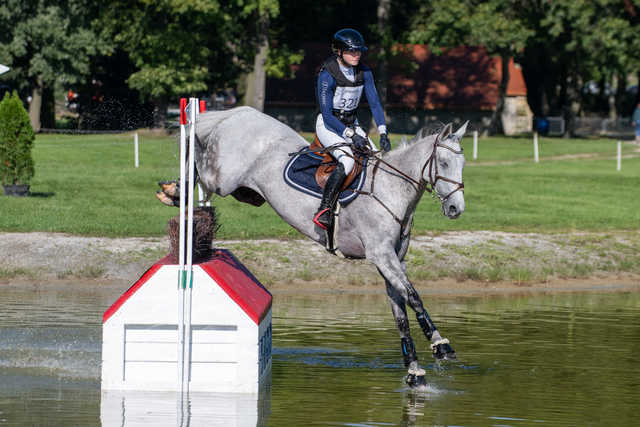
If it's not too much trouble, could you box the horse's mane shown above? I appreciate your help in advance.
[410,123,446,144]
[394,123,445,151]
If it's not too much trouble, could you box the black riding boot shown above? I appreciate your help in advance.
[313,163,346,229]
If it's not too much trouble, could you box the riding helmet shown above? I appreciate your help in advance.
[332,28,368,53]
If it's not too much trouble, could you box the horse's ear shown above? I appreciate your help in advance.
[454,121,469,139]
[437,123,452,141]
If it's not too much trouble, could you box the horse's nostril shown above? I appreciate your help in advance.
[448,205,458,215]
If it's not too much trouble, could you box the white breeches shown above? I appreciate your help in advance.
[315,114,373,175]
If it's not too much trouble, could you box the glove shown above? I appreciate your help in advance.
[379,133,391,152]
[351,133,368,151]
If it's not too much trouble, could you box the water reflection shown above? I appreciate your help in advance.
[100,388,270,427]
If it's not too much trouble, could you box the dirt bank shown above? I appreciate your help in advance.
[1,231,639,295]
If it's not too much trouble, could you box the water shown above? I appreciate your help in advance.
[1,285,639,426]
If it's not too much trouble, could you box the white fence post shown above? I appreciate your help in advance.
[533,132,539,163]
[134,133,139,168]
[177,98,187,393]
[473,131,478,160]
[184,97,197,393]
[617,141,621,171]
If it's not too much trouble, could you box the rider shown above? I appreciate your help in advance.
[313,28,391,230]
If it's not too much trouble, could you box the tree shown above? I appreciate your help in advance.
[243,0,279,111]
[0,91,35,187]
[0,0,109,132]
[515,0,640,131]
[409,0,532,135]
[98,0,300,122]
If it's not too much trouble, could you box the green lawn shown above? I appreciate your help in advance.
[0,132,638,238]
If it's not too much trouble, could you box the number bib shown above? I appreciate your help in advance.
[333,85,364,111]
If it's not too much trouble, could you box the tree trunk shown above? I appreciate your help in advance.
[614,72,626,117]
[608,74,618,120]
[244,16,269,112]
[376,0,390,107]
[562,71,580,137]
[371,0,391,134]
[521,45,545,118]
[28,78,43,133]
[489,54,509,135]
[41,85,56,129]
[152,96,168,129]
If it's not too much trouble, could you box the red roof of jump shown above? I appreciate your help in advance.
[266,43,527,111]
[103,250,272,325]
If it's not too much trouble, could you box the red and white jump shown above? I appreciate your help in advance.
[101,98,272,394]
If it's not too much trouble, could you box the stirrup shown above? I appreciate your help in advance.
[313,208,331,230]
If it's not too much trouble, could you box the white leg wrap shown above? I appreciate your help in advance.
[430,338,450,350]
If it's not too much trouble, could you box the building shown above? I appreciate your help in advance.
[265,43,531,135]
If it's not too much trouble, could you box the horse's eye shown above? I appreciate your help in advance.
[440,161,448,168]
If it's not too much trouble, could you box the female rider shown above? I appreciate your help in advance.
[313,28,391,230]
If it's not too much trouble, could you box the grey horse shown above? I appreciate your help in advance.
[159,106,467,386]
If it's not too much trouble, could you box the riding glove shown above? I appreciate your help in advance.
[351,133,368,151]
[379,133,391,152]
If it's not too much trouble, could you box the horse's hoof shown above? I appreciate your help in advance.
[155,190,179,207]
[405,373,427,388]
[158,180,179,197]
[431,340,456,360]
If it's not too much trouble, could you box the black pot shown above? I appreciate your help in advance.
[2,184,30,197]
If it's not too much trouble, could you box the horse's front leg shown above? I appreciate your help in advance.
[385,279,426,387]
[369,242,457,363]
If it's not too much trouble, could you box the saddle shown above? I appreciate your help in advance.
[310,134,365,191]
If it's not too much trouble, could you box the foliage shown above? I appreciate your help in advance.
[0,0,109,93]
[408,0,532,56]
[97,0,292,103]
[265,44,305,79]
[406,0,640,119]
[408,0,534,134]
[0,91,35,185]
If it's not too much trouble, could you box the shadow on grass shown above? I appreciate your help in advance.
[28,192,55,198]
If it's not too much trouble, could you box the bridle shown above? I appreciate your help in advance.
[421,137,465,202]
[352,135,465,225]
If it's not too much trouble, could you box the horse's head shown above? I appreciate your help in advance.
[423,122,467,219]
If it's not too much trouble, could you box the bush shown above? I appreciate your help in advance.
[0,91,35,185]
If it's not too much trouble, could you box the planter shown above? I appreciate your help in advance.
[2,184,30,197]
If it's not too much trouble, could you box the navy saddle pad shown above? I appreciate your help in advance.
[283,146,367,206]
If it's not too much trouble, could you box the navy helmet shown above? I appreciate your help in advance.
[332,28,367,54]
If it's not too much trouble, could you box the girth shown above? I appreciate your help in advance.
[310,135,365,191]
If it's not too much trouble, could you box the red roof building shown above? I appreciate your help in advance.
[266,43,527,110]
[265,43,531,134]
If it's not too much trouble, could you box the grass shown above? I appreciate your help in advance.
[0,132,638,238]
[459,134,636,162]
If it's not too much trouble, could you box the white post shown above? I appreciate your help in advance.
[473,130,478,160]
[533,132,539,163]
[617,141,621,171]
[184,98,197,392]
[177,99,187,393]
[134,133,139,168]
